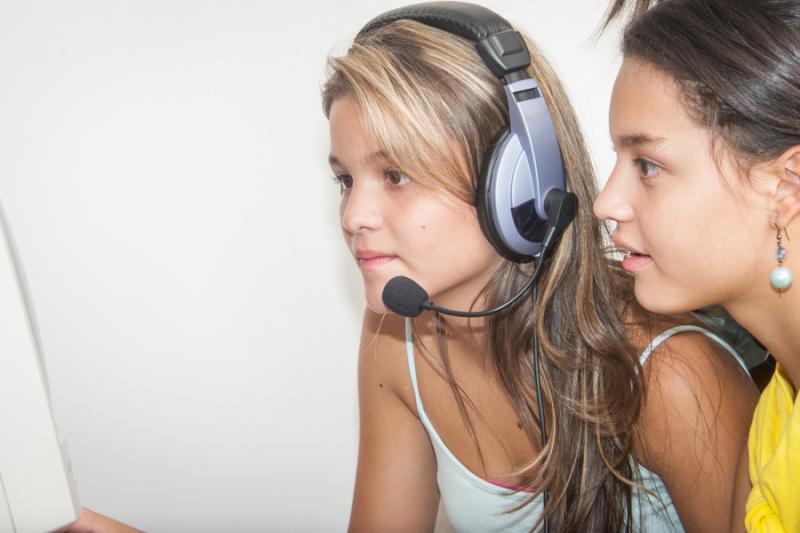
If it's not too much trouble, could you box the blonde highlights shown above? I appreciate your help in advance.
[323,20,504,202]
[324,19,645,531]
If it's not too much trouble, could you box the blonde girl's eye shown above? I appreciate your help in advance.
[633,157,663,179]
[384,169,411,187]
[332,173,353,194]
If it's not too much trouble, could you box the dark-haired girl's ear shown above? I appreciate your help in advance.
[772,149,800,230]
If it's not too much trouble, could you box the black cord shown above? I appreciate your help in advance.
[532,285,549,533]
[424,254,549,317]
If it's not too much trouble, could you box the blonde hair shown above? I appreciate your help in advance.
[324,20,646,531]
[323,20,503,202]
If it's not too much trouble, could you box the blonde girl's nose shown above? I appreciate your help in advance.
[340,184,382,234]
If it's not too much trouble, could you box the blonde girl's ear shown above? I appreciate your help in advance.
[772,148,800,231]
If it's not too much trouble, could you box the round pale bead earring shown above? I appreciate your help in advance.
[771,226,793,291]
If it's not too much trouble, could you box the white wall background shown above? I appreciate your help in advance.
[0,1,621,531]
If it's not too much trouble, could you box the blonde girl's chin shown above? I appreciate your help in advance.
[364,292,390,316]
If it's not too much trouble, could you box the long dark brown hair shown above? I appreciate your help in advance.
[323,20,649,531]
[606,0,800,173]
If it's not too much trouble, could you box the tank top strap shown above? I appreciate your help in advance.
[404,317,427,419]
[639,325,750,374]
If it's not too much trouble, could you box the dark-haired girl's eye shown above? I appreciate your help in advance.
[633,157,662,179]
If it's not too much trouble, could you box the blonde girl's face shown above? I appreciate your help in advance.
[328,96,501,315]
[593,58,774,315]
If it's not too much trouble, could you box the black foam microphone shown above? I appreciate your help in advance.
[382,190,578,318]
[382,276,429,318]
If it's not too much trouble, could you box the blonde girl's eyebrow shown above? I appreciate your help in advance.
[328,150,390,168]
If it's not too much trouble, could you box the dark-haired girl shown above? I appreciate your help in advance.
[597,1,800,530]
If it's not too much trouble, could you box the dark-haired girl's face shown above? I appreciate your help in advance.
[328,96,500,314]
[594,59,774,315]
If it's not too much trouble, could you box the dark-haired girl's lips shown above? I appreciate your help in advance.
[622,252,652,272]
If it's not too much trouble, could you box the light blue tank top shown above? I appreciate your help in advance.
[404,319,750,532]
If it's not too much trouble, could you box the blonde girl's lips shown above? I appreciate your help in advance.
[358,255,397,270]
[622,252,652,272]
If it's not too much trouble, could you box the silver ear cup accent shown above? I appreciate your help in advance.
[485,132,542,258]
[506,78,565,225]
[482,77,565,260]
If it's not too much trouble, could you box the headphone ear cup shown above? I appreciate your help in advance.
[477,127,534,263]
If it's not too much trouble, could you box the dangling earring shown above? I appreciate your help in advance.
[770,225,793,291]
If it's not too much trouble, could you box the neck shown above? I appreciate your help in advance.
[727,286,800,390]
[422,263,503,334]
[410,308,491,364]
[429,311,488,345]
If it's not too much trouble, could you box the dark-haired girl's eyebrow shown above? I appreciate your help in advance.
[614,133,667,148]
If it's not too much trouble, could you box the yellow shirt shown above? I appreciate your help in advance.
[745,365,800,532]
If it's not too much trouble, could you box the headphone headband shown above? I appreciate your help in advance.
[357,2,531,78]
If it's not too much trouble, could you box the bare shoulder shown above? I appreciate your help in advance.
[357,309,415,408]
[350,309,439,531]
[630,321,759,531]
[622,314,755,416]
[637,326,756,429]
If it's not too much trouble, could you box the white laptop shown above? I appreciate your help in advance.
[0,206,81,532]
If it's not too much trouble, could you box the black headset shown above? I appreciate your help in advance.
[358,1,568,263]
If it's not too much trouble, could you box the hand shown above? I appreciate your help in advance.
[60,508,145,533]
